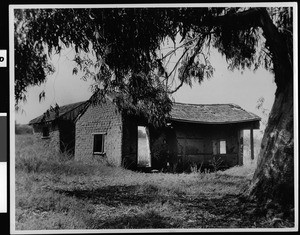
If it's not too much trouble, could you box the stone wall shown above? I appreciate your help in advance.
[75,99,123,166]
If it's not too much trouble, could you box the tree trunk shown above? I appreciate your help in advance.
[246,8,294,214]
[249,79,293,211]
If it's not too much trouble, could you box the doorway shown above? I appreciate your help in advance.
[137,126,151,167]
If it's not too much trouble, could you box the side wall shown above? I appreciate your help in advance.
[75,100,123,166]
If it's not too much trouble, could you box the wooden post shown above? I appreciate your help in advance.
[250,127,254,160]
[238,130,243,166]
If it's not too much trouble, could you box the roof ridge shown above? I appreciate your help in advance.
[173,102,240,106]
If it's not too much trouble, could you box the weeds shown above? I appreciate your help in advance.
[14,134,294,230]
[210,156,223,172]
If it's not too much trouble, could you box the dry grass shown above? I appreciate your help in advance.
[14,134,294,231]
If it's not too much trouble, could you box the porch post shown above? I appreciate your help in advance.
[250,127,254,160]
[238,129,243,166]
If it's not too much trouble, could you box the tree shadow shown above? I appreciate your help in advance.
[84,210,175,229]
[55,185,160,207]
[176,194,262,227]
[54,185,293,228]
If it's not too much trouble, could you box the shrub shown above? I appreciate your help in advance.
[210,156,223,172]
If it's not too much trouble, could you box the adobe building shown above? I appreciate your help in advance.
[29,101,89,154]
[29,94,260,172]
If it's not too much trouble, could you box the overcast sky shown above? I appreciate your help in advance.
[15,46,277,126]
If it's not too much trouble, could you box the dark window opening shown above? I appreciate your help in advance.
[93,134,105,154]
[42,126,49,138]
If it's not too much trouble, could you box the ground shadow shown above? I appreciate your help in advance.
[55,185,162,207]
[84,210,175,229]
[55,184,293,228]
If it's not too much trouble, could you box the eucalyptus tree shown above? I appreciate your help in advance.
[14,7,294,213]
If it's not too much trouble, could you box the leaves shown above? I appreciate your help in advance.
[38,90,45,102]
[72,67,78,75]
[14,7,292,126]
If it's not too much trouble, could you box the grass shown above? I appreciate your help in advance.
[14,134,294,230]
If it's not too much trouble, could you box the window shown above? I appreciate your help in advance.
[93,134,105,154]
[42,126,49,138]
[212,139,227,155]
[220,140,226,154]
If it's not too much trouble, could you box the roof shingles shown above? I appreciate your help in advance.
[171,103,260,124]
[29,101,88,124]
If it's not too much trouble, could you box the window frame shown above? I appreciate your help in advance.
[92,132,106,155]
[212,139,227,155]
[219,139,227,154]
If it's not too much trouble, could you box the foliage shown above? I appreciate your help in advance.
[210,156,223,172]
[256,96,271,133]
[14,7,292,127]
[14,10,55,104]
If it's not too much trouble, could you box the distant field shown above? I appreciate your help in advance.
[14,134,293,230]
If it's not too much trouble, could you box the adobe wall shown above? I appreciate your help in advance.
[75,99,123,166]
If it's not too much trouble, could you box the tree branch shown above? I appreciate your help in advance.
[198,8,292,91]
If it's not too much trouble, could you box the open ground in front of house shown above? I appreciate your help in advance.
[14,134,294,230]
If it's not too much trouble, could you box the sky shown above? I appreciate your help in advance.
[15,46,277,130]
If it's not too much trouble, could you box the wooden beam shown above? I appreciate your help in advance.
[238,130,243,166]
[250,128,254,160]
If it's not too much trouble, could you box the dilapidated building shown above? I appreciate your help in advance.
[29,101,89,154]
[29,94,260,172]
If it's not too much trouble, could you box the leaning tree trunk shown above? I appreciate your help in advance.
[249,79,294,211]
[249,9,294,212]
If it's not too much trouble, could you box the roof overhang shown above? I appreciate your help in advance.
[170,118,261,129]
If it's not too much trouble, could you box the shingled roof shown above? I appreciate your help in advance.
[29,97,260,126]
[170,103,261,124]
[29,100,89,125]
